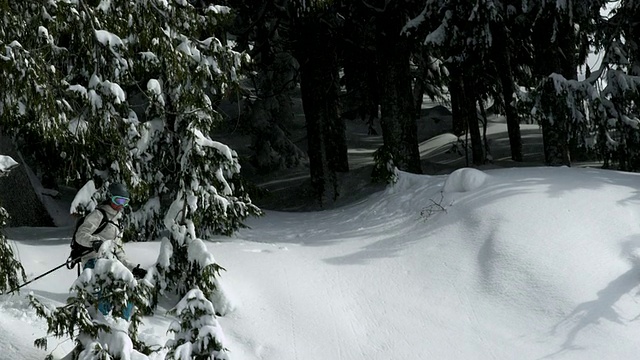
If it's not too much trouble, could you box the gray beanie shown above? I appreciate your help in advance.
[108,183,130,198]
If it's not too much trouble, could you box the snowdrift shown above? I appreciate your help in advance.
[3,167,640,359]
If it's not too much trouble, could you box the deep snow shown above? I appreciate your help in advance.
[3,164,640,359]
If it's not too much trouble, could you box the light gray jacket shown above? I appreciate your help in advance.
[75,204,135,270]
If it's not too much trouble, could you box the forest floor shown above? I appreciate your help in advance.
[223,98,571,212]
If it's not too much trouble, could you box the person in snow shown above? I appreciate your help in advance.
[75,183,146,278]
[75,183,147,319]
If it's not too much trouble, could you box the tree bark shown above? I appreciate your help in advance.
[533,10,576,166]
[341,10,379,134]
[449,68,466,137]
[461,74,484,165]
[375,8,422,174]
[492,24,523,162]
[296,16,347,202]
[299,73,328,200]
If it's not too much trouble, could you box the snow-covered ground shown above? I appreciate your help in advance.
[4,163,640,359]
[3,112,640,359]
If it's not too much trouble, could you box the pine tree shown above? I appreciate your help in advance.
[3,0,260,290]
[29,242,153,360]
[1,0,262,356]
[227,1,306,173]
[0,0,262,240]
[526,0,608,165]
[488,0,525,162]
[521,0,640,171]
[588,0,640,170]
[289,1,348,203]
[373,0,424,174]
[166,288,228,360]
[149,225,235,317]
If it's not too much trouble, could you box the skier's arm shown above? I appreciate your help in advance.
[74,210,106,249]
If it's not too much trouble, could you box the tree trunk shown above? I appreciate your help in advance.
[297,16,347,202]
[461,74,484,165]
[299,74,328,200]
[492,24,523,162]
[375,8,422,174]
[533,10,576,166]
[449,68,466,137]
[478,99,491,160]
[412,48,428,120]
[341,10,379,134]
[247,20,302,172]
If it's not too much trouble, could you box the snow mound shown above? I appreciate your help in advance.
[443,167,488,192]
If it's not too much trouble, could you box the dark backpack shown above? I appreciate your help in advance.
[68,207,108,263]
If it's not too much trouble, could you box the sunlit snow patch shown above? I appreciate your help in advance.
[443,167,488,193]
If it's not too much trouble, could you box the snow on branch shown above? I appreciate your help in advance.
[95,29,124,47]
[0,155,19,175]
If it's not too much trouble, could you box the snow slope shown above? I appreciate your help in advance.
[3,166,640,359]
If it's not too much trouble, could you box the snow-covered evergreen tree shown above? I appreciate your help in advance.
[587,0,640,170]
[166,288,228,360]
[485,0,640,170]
[115,1,261,242]
[3,2,261,351]
[524,0,608,165]
[150,216,235,317]
[0,155,26,294]
[29,242,153,360]
[1,0,261,238]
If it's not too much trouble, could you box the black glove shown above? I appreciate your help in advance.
[91,240,103,252]
[132,264,147,279]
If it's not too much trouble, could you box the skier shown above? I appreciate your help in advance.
[74,182,147,319]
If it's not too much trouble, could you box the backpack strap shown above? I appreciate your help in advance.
[93,207,109,235]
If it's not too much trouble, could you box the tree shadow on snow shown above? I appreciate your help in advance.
[542,242,640,359]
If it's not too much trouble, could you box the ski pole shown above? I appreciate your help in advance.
[2,249,93,295]
[3,261,69,295]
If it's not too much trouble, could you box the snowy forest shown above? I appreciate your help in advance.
[1,0,640,359]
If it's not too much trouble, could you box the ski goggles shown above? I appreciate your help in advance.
[111,196,130,206]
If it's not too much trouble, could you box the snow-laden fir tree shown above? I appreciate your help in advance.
[149,203,235,317]
[29,241,151,360]
[587,0,640,170]
[3,0,261,297]
[166,288,229,360]
[1,0,261,356]
[493,0,640,170]
[1,0,261,235]
[0,155,26,294]
[524,0,608,165]
[29,241,153,360]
